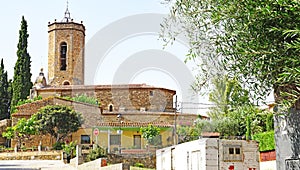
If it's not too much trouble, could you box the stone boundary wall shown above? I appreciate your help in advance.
[101,163,124,170]
[0,151,61,160]
[107,153,156,169]
[0,119,11,145]
[78,158,123,170]
[77,158,102,170]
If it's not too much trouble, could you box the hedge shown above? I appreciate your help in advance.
[253,131,275,152]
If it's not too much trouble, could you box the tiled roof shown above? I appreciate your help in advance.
[201,132,220,137]
[97,122,173,128]
[12,97,100,117]
[38,83,176,93]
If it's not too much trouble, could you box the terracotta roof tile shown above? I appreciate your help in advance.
[201,132,220,137]
[38,83,176,93]
[97,122,173,128]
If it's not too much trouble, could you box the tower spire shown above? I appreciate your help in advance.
[62,0,72,22]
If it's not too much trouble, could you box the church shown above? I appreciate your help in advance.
[10,6,199,152]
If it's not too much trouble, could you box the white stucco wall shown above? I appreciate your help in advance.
[156,138,260,170]
[260,160,276,170]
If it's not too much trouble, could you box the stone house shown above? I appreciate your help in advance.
[34,83,176,113]
[12,96,197,152]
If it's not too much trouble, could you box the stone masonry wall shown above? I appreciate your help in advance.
[48,22,85,86]
[107,153,156,169]
[37,85,175,113]
[13,96,197,129]
[0,119,11,145]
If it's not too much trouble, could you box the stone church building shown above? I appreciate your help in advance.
[10,7,199,152]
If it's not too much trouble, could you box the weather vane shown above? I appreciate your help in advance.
[62,0,71,22]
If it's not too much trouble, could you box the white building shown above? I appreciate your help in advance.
[156,138,260,170]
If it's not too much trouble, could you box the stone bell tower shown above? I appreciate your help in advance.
[47,3,85,86]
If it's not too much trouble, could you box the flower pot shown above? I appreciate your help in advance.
[66,155,71,163]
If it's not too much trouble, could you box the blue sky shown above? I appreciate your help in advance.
[0,0,209,112]
[0,0,170,80]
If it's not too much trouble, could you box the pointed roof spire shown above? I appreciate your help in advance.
[62,0,72,22]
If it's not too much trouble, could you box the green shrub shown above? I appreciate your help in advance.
[53,141,65,150]
[12,96,43,113]
[62,141,77,157]
[86,146,107,162]
[253,131,275,152]
[134,163,144,168]
[21,146,26,151]
[17,96,42,106]
[62,95,99,106]
[140,124,160,145]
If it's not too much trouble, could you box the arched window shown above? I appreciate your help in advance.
[109,104,113,112]
[63,81,70,85]
[60,42,67,71]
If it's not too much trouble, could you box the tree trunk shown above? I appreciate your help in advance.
[274,85,300,170]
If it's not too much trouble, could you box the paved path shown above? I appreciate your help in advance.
[0,160,76,170]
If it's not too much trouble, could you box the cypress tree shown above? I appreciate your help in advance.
[11,16,33,111]
[0,59,9,120]
[7,79,12,113]
[246,116,251,140]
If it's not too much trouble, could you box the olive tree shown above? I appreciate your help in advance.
[161,1,300,168]
[161,0,300,109]
[35,105,83,143]
[2,115,38,148]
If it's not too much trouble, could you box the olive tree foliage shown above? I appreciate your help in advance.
[177,107,273,142]
[177,119,216,143]
[176,75,274,140]
[208,75,250,119]
[208,75,273,138]
[161,0,300,109]
[2,115,38,148]
[35,105,84,143]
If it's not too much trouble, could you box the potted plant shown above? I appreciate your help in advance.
[62,141,76,163]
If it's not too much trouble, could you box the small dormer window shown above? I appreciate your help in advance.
[60,42,67,71]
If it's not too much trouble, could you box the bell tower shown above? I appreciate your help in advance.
[47,2,85,85]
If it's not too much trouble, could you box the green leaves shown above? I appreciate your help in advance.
[62,94,99,106]
[86,145,107,161]
[2,127,14,139]
[0,58,10,120]
[162,0,300,107]
[11,16,32,111]
[35,105,84,142]
[62,141,76,156]
[140,124,160,145]
[253,131,275,152]
[177,124,202,143]
[2,115,38,147]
